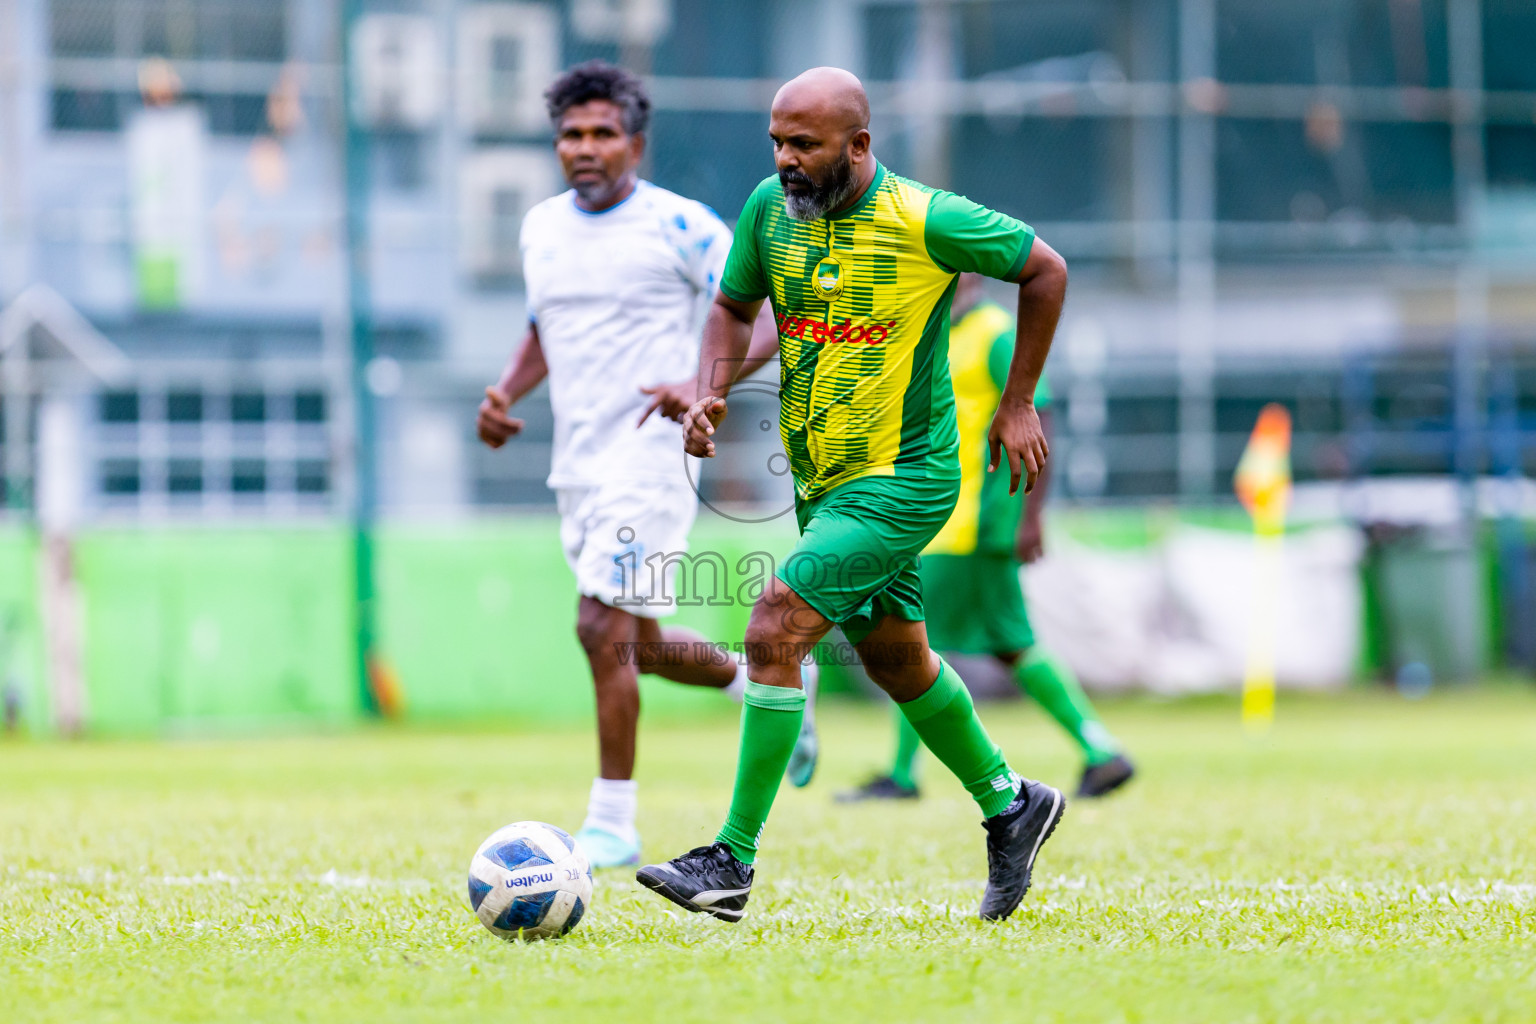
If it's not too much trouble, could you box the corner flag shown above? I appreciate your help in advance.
[1234,404,1292,732]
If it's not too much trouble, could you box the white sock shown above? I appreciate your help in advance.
[800,655,819,726]
[722,653,749,703]
[581,777,638,845]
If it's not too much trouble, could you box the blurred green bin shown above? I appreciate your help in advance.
[1372,526,1488,683]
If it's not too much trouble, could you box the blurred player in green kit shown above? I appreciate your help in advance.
[839,273,1136,803]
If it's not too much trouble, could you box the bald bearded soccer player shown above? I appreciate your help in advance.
[636,68,1072,923]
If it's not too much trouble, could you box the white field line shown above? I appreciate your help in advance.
[724,877,1536,926]
[7,866,1532,909]
[744,874,1536,908]
[2,865,433,891]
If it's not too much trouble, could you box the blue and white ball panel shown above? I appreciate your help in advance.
[467,821,593,940]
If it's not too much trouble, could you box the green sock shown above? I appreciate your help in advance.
[896,656,1018,818]
[1017,647,1121,765]
[715,682,806,864]
[890,705,922,789]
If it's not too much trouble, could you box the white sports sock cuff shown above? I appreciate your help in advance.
[583,777,638,841]
[799,657,819,724]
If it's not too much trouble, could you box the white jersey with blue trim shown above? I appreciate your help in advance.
[520,179,731,488]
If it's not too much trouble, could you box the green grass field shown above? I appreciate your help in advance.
[3,688,1535,1023]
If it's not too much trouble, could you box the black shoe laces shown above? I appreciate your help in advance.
[982,786,1029,878]
[671,843,735,882]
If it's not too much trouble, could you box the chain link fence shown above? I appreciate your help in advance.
[2,0,1535,524]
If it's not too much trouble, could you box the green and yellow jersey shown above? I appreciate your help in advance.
[720,162,1035,501]
[924,300,1051,557]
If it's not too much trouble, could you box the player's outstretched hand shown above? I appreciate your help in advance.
[477,386,524,449]
[987,396,1048,496]
[637,380,697,425]
[682,396,728,458]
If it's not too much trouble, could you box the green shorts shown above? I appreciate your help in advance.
[775,473,960,643]
[919,552,1034,655]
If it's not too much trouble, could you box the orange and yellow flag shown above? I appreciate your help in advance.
[1234,404,1293,535]
[1234,404,1293,732]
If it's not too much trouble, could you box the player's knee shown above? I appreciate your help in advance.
[742,605,794,669]
[575,602,624,658]
[629,619,671,671]
[862,651,933,697]
[862,660,904,695]
[743,595,787,643]
[740,616,778,667]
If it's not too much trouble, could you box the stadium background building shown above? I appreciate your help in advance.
[2,0,1536,732]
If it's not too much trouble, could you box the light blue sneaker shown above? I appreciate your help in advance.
[574,826,641,869]
[786,658,820,788]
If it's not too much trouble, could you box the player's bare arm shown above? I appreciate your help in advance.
[737,302,787,382]
[1016,407,1055,563]
[988,237,1068,495]
[682,292,764,458]
[478,323,548,449]
[639,306,779,426]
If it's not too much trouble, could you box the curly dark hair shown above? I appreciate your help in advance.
[544,60,650,135]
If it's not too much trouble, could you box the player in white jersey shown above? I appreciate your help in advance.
[476,62,816,868]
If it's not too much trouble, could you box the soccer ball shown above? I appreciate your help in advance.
[467,821,593,941]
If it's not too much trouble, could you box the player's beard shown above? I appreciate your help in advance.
[572,172,619,206]
[780,151,858,222]
[568,160,631,207]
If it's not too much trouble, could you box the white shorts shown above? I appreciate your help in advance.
[555,480,699,619]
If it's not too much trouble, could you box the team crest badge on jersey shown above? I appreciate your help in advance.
[811,256,844,301]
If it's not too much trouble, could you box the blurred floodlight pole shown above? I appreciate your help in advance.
[768,0,860,78]
[0,0,26,512]
[2,285,127,736]
[36,397,86,734]
[1,306,27,513]
[1130,0,1175,283]
[908,1,956,191]
[0,0,24,301]
[342,0,382,717]
[1177,0,1217,499]
[1449,0,1487,526]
